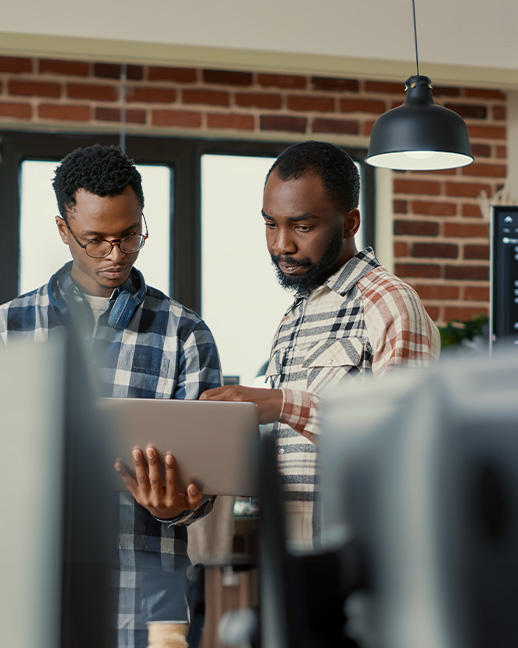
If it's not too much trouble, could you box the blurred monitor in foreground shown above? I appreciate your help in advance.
[320,347,518,648]
[0,335,114,648]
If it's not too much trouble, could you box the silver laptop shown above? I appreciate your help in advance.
[99,397,260,496]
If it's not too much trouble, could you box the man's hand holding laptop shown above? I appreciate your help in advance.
[115,446,203,519]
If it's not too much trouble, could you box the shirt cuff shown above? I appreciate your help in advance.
[153,495,215,527]
[153,513,186,525]
[279,387,316,437]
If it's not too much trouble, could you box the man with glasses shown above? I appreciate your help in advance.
[0,144,222,648]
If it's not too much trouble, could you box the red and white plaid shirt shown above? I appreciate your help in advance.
[265,248,440,549]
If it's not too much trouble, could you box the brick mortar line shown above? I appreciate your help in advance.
[403,278,490,283]
[3,73,508,103]
[0,95,507,128]
[424,301,490,306]
[403,259,490,264]
[392,214,460,219]
[3,95,506,136]
[3,58,510,99]
[395,239,490,245]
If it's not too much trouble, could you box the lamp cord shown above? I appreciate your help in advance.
[119,64,127,154]
[412,0,420,76]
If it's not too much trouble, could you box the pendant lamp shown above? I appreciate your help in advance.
[365,0,473,171]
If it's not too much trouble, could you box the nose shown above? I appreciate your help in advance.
[106,241,126,261]
[270,227,297,256]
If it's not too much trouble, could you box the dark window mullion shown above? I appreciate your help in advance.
[0,135,22,304]
[173,143,200,313]
[361,161,376,249]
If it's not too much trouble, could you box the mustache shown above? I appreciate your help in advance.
[271,254,312,269]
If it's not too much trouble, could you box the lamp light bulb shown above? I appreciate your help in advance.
[404,151,435,160]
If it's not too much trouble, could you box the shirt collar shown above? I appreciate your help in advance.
[311,247,381,297]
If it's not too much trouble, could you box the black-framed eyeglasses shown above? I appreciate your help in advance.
[61,213,149,258]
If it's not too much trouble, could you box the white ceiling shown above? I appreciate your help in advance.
[1,0,517,88]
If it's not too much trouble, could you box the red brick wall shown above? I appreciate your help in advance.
[0,55,507,325]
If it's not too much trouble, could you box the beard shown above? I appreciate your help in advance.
[271,227,344,293]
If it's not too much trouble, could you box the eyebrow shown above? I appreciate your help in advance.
[79,220,141,237]
[261,210,318,222]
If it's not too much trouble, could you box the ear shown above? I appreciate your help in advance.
[343,208,361,239]
[55,216,69,245]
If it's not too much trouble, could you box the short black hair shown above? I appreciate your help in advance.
[266,140,360,211]
[53,144,144,218]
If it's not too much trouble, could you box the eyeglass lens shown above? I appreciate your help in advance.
[85,234,145,258]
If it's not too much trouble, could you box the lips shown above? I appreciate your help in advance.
[279,260,311,276]
[99,266,129,281]
[271,253,312,277]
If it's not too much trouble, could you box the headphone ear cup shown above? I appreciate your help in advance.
[108,291,138,329]
[107,271,146,330]
[50,296,69,325]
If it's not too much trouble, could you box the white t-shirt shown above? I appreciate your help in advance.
[83,292,110,325]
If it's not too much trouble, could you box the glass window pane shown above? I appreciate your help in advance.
[201,154,293,387]
[201,154,366,387]
[19,160,70,294]
[134,165,171,295]
[19,160,171,295]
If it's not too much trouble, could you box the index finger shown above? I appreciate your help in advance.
[199,387,225,400]
[114,460,139,498]
[199,386,239,401]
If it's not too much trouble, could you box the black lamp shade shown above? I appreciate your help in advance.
[366,76,474,171]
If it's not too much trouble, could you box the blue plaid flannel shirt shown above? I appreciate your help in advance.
[0,262,222,648]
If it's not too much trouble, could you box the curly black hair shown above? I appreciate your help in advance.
[266,140,360,211]
[53,144,144,218]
